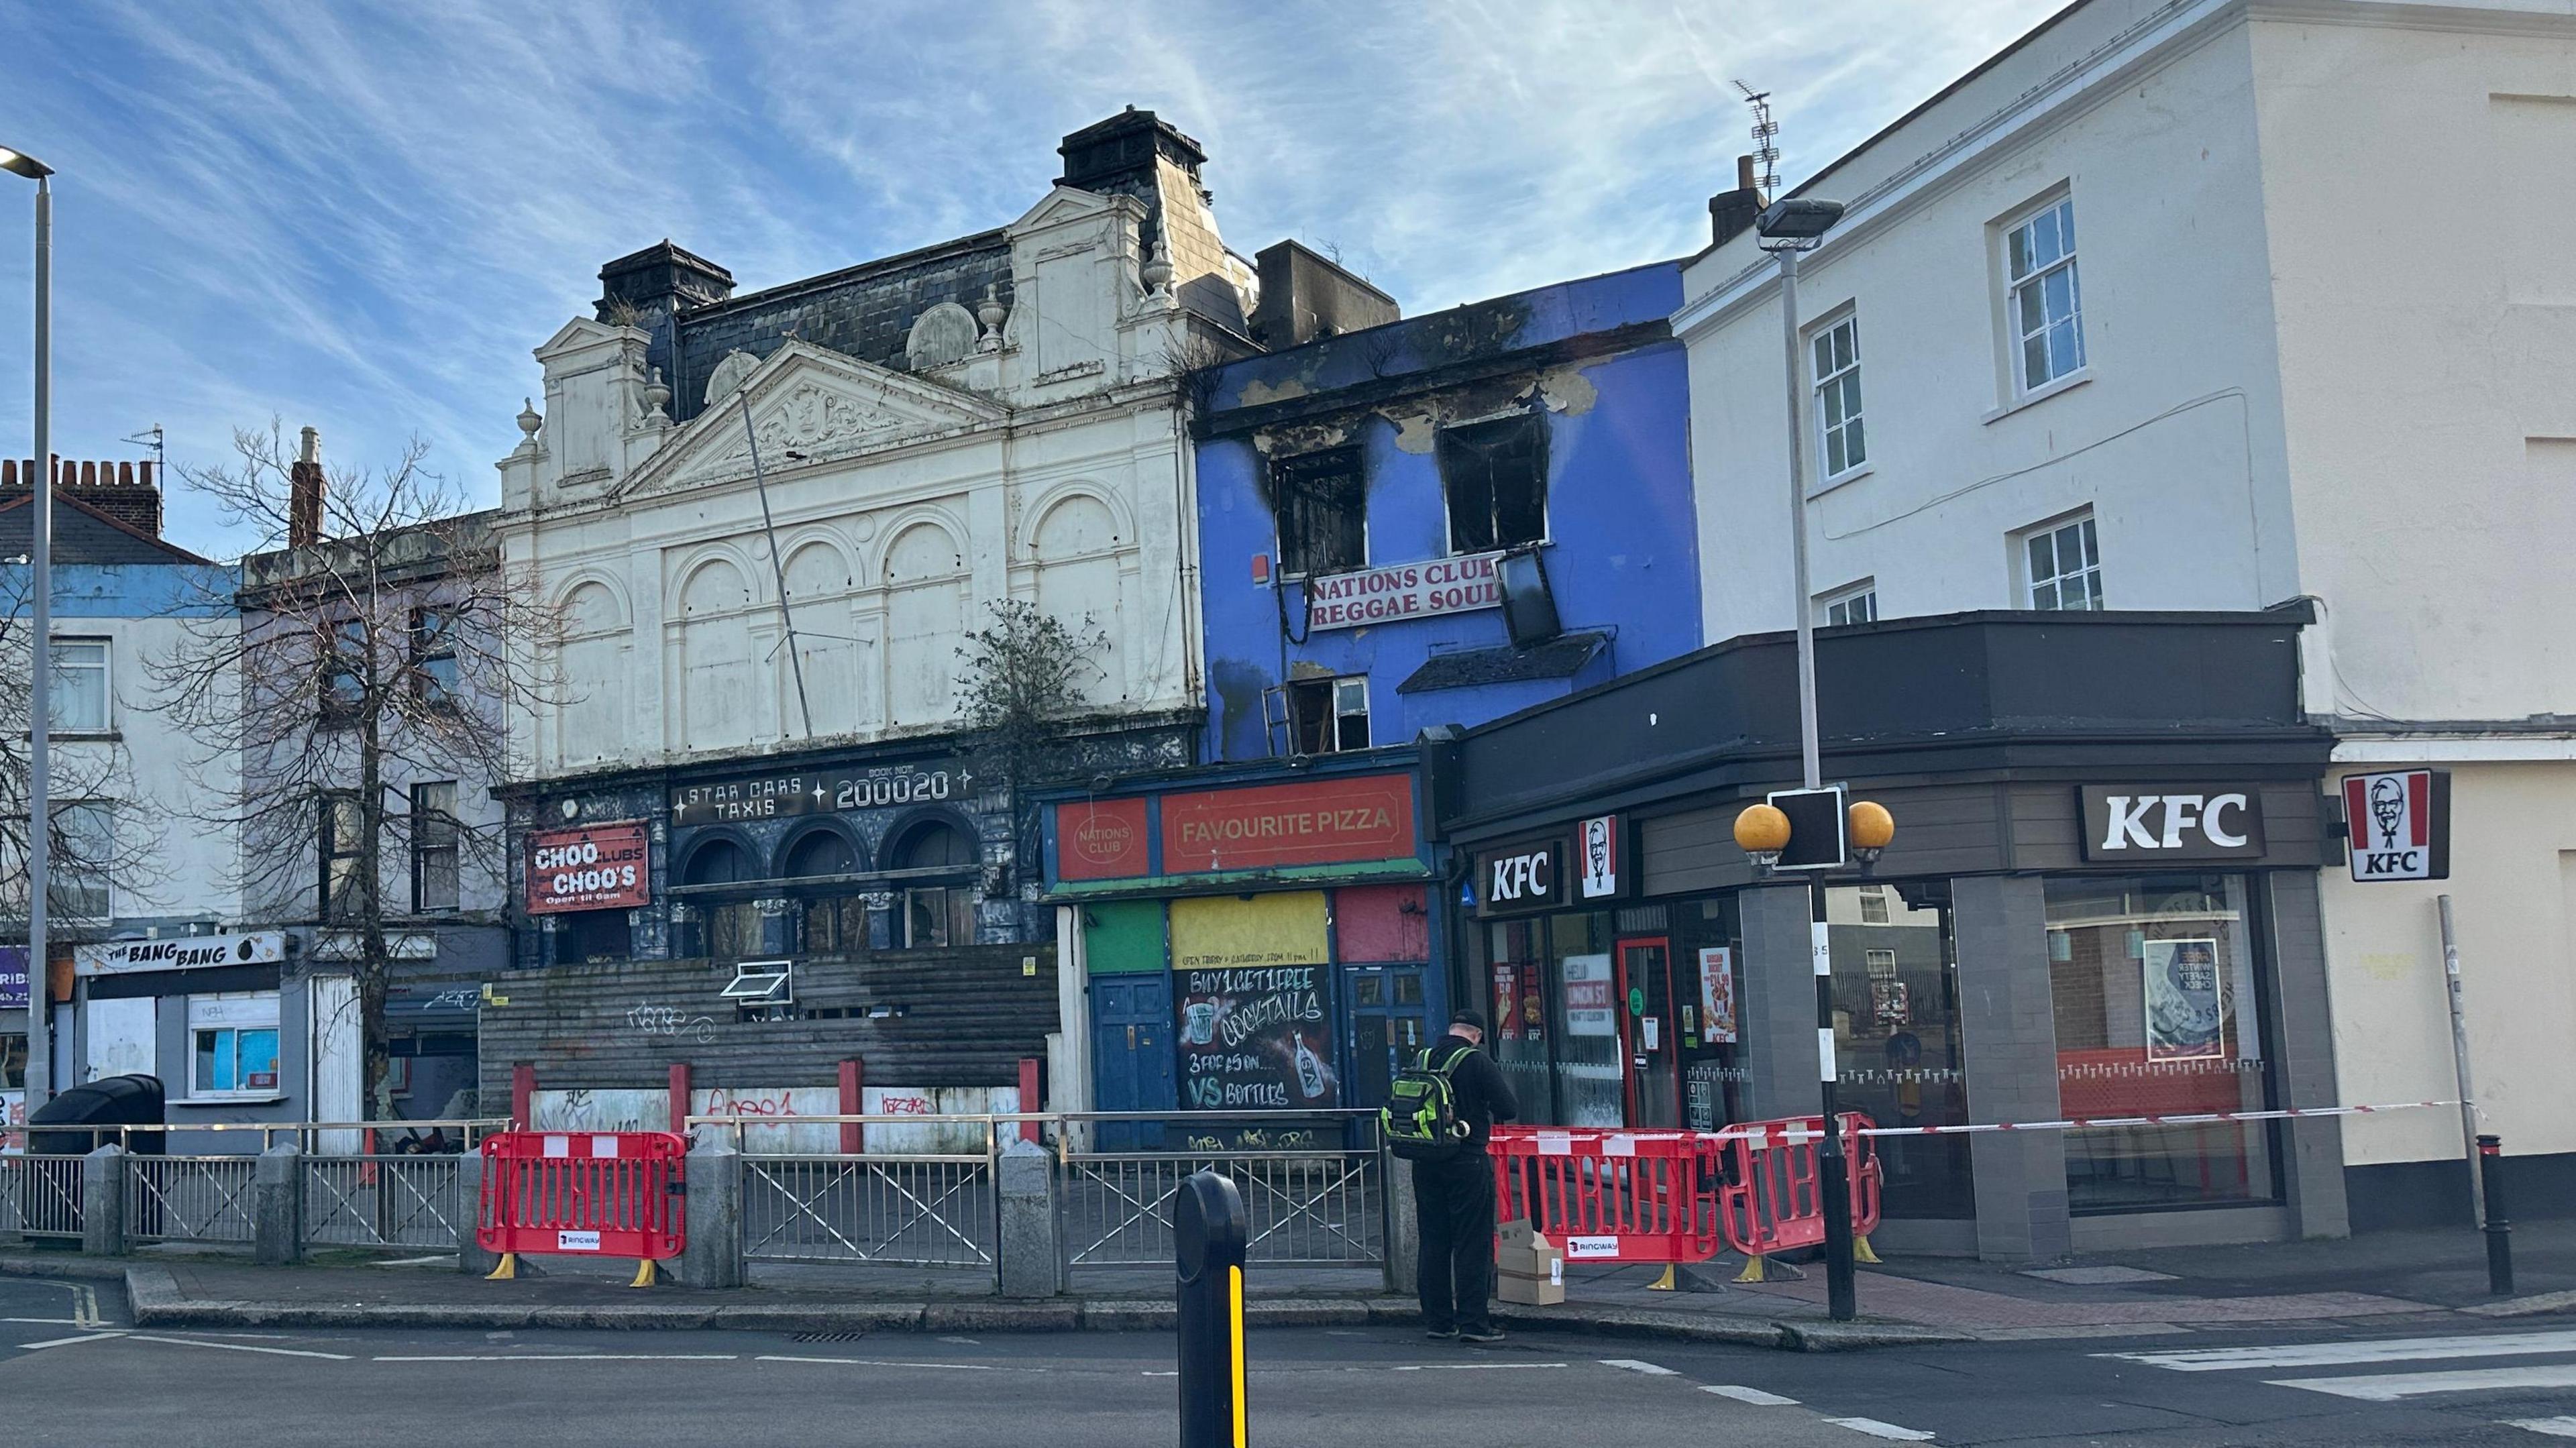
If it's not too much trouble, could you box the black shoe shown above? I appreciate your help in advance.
[1458,1326,1506,1344]
[1425,1327,1459,1340]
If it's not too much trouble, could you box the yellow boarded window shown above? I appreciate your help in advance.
[1169,892,1331,971]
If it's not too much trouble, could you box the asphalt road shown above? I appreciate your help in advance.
[12,1275,2576,1445]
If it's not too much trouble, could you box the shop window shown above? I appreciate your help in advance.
[1438,413,1547,553]
[1286,675,1368,755]
[1,1032,25,1089]
[410,781,459,913]
[557,908,633,964]
[410,606,462,708]
[189,992,282,1100]
[320,793,366,918]
[783,828,869,956]
[892,820,977,948]
[48,638,109,732]
[1824,882,1975,1220]
[1271,449,1364,577]
[2045,873,2275,1213]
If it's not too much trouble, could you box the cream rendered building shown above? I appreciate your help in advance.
[1676,0,2576,1229]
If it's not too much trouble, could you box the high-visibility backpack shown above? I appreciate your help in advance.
[1382,1046,1477,1162]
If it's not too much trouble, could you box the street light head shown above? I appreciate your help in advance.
[1756,197,1844,247]
[0,146,54,180]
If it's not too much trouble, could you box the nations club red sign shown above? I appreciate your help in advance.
[525,822,651,913]
[1055,797,1150,881]
[1159,774,1415,875]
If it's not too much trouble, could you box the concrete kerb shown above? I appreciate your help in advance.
[0,1258,1960,1349]
[2462,1290,2576,1319]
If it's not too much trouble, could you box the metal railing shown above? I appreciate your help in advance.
[0,1155,87,1238]
[128,1156,257,1245]
[741,1153,998,1271]
[304,1154,468,1251]
[21,1118,509,1153]
[1055,1112,1385,1269]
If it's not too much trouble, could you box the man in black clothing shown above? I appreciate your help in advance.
[1413,1007,1519,1343]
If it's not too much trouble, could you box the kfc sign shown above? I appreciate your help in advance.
[1475,838,1570,918]
[2343,770,2451,883]
[2080,787,2267,862]
[527,822,651,913]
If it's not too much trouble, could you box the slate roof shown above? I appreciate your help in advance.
[1395,632,1609,694]
[0,492,213,565]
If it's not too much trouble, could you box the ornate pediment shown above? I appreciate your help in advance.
[616,340,1008,500]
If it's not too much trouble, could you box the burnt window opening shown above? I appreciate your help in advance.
[1271,448,1365,577]
[1287,675,1370,755]
[1438,413,1548,553]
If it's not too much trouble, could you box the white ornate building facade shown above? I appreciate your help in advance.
[482,111,1253,1115]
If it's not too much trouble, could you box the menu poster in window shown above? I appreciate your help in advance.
[1177,965,1340,1112]
[1871,979,1912,1027]
[1564,952,1616,1037]
[2143,938,2224,1061]
[1697,947,1738,1044]
[1492,964,1517,1040]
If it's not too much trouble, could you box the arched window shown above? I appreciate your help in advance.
[782,828,867,956]
[892,820,977,948]
[678,837,761,957]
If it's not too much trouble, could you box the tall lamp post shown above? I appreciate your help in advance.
[3,144,54,1117]
[1756,193,1858,1320]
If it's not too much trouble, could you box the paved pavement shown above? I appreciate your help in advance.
[22,1272,2576,1445]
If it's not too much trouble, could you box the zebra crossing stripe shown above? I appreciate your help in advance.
[2504,1419,2576,1439]
[2106,1329,2576,1373]
[2267,1364,2576,1402]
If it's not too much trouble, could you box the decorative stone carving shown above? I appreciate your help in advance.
[976,286,1008,353]
[515,398,543,453]
[703,349,760,407]
[906,302,981,371]
[641,368,673,427]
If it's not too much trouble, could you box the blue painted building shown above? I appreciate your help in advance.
[1193,259,1699,763]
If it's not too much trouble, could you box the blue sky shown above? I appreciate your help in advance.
[0,0,2061,559]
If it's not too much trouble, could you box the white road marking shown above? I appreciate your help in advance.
[2107,1330,2576,1372]
[1704,1384,1801,1406]
[2267,1365,2576,1402]
[2506,1419,2576,1439]
[373,1353,741,1363]
[126,1335,352,1361]
[1386,1362,1570,1372]
[16,1332,127,1351]
[1,1317,82,1325]
[1601,1358,1680,1376]
[1825,1417,1937,1441]
[751,1355,994,1370]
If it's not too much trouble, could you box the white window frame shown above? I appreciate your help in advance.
[1810,313,1866,481]
[50,800,114,921]
[48,636,111,734]
[410,781,460,913]
[2005,195,2086,396]
[1864,947,1899,979]
[1287,675,1371,755]
[2019,511,2102,612]
[1817,580,1878,628]
[1858,885,1892,926]
[186,991,284,1102]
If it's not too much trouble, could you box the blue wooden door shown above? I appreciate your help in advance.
[1091,972,1175,1149]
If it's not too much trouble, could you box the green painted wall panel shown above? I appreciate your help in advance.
[1083,899,1168,974]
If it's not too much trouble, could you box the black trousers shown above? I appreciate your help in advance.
[1414,1154,1497,1333]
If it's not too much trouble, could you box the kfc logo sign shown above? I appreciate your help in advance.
[1475,838,1570,917]
[2080,787,2267,862]
[2343,770,2450,883]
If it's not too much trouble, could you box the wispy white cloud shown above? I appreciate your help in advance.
[0,0,2060,559]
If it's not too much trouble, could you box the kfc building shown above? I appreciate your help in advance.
[1434,608,2355,1260]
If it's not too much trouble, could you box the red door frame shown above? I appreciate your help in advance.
[1613,936,1674,1126]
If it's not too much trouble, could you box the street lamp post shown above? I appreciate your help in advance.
[1756,194,1853,1321]
[3,144,54,1117]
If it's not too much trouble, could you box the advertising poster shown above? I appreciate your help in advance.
[1697,946,1737,1044]
[0,946,25,1010]
[1492,964,1517,1040]
[1176,964,1340,1111]
[1871,979,1912,1027]
[1563,952,1616,1037]
[525,822,651,913]
[1168,893,1331,970]
[2143,938,2225,1061]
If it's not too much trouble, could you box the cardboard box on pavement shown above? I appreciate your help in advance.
[1495,1218,1566,1305]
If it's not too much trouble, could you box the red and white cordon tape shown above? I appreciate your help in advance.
[1719,1100,2460,1144]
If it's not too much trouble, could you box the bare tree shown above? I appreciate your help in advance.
[151,423,566,1115]
[0,569,164,936]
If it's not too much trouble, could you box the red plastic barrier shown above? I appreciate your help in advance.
[476,1131,688,1261]
[1487,1127,1723,1264]
[1714,1114,1882,1260]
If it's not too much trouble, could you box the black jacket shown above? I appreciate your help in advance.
[1428,1032,1519,1152]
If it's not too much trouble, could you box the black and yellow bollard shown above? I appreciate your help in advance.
[1177,1169,1249,1448]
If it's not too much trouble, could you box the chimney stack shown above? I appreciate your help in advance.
[288,425,325,548]
[2,453,164,535]
[1707,154,1766,249]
